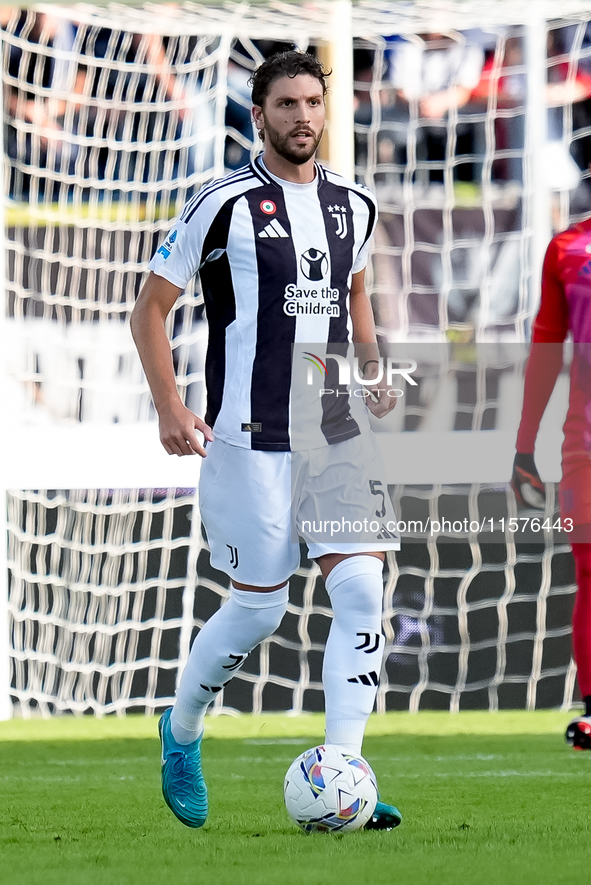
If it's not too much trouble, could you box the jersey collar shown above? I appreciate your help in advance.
[251,154,324,188]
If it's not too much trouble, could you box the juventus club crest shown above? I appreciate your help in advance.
[226,544,239,569]
[328,204,348,239]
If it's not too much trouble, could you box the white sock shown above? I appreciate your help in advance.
[171,583,289,744]
[323,556,385,756]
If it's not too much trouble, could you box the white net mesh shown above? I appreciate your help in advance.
[356,12,591,341]
[3,0,590,716]
[7,486,576,716]
[8,488,197,714]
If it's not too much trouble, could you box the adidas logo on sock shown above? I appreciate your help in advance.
[347,671,379,686]
[258,219,289,238]
[200,681,230,692]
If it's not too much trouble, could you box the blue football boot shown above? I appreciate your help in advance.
[158,707,208,828]
[365,799,402,831]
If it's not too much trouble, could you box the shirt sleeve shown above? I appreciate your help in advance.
[147,195,211,289]
[531,236,569,345]
[352,191,378,274]
[353,238,372,274]
[515,235,568,452]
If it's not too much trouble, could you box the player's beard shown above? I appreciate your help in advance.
[263,121,323,165]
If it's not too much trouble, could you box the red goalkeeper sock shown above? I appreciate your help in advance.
[572,543,591,699]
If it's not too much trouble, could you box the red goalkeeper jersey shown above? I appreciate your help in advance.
[517,217,591,459]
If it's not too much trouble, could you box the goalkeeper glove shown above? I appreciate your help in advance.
[511,452,546,510]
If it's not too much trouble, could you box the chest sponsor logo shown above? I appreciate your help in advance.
[283,247,339,316]
[283,247,341,317]
[578,258,591,278]
[157,229,177,259]
[284,283,340,316]
[300,248,328,281]
[328,204,348,239]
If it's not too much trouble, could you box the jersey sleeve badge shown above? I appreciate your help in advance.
[157,229,178,260]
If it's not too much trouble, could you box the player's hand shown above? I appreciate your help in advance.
[510,452,546,510]
[362,368,398,419]
[158,401,213,457]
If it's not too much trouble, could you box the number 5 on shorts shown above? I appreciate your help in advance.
[369,480,386,518]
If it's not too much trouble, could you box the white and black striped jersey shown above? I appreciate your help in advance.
[148,156,378,452]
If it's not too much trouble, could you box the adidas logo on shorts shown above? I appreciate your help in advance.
[258,219,289,238]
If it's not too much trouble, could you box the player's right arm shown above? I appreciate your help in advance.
[131,271,213,457]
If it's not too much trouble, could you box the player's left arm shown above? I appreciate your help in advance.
[512,237,568,507]
[349,269,395,418]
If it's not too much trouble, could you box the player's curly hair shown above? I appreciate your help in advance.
[249,50,330,108]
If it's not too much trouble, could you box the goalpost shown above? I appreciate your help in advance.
[2,0,591,719]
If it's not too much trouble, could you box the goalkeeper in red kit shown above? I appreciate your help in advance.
[512,216,591,749]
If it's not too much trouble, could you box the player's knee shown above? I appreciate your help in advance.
[324,555,384,622]
[231,583,289,636]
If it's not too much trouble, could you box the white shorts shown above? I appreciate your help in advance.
[198,434,399,586]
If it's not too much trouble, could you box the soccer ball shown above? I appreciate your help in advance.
[283,745,378,833]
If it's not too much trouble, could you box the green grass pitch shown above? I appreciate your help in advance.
[1,711,590,885]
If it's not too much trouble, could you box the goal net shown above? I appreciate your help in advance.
[3,0,590,717]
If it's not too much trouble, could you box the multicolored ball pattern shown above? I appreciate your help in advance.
[283,745,378,833]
